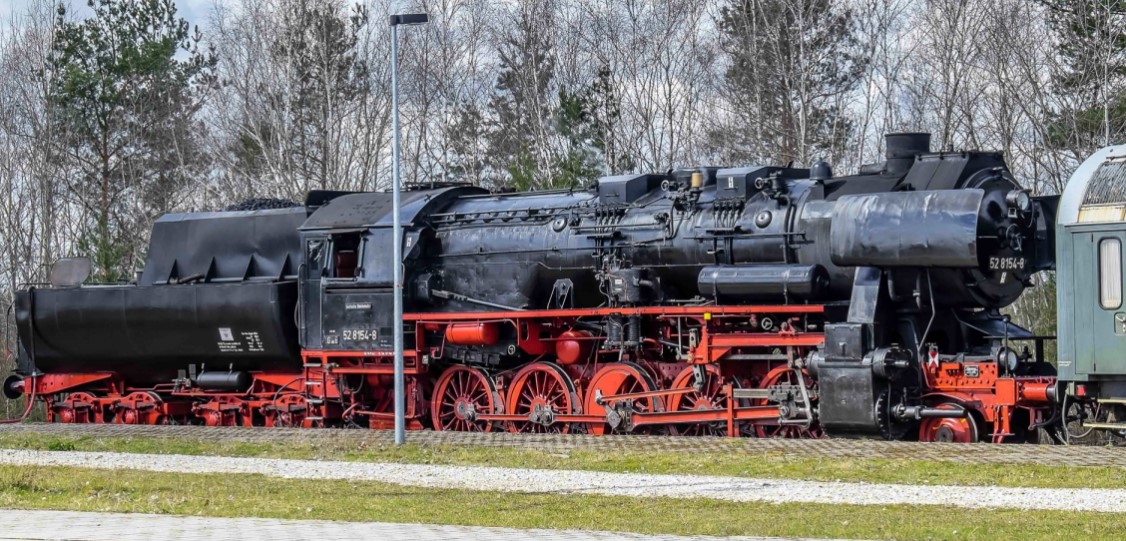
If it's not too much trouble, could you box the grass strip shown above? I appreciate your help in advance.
[0,432,1124,490]
[0,463,1119,541]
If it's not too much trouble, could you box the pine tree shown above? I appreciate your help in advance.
[241,0,370,193]
[1042,0,1126,149]
[714,0,865,165]
[486,5,558,190]
[554,87,602,189]
[48,0,216,281]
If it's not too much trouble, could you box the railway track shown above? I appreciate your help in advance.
[1,422,1122,468]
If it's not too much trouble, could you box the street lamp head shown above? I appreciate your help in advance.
[390,13,429,26]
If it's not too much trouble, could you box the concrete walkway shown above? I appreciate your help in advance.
[0,509,853,541]
[0,449,1124,512]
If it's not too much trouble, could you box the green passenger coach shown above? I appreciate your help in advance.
[1058,145,1126,432]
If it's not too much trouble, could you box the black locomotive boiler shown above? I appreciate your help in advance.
[5,133,1060,441]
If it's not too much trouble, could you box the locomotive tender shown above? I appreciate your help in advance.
[4,133,1065,441]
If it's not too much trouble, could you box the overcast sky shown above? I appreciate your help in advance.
[0,0,214,26]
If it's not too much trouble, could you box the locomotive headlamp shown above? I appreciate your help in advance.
[1005,189,1032,215]
[997,347,1020,372]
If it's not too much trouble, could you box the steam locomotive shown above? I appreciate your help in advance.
[3,133,1063,441]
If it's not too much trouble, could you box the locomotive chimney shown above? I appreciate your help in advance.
[884,132,930,176]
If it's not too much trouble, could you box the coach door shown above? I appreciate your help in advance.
[1075,230,1126,375]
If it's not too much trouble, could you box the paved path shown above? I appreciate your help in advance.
[1,422,1119,467]
[2,449,1125,512]
[0,509,852,541]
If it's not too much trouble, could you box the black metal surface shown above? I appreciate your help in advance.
[698,264,829,301]
[14,282,300,384]
[884,132,931,175]
[596,174,665,204]
[830,190,985,268]
[140,207,306,286]
[194,371,251,391]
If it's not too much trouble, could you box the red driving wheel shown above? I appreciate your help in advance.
[919,403,980,443]
[431,366,501,432]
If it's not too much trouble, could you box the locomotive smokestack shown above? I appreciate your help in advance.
[885,132,931,175]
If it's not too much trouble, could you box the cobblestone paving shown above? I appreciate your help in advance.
[0,422,1122,467]
[0,509,855,541]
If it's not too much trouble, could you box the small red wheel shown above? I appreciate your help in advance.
[194,396,243,427]
[754,366,824,439]
[584,362,663,435]
[506,362,579,433]
[666,364,729,436]
[431,366,501,432]
[52,392,99,424]
[272,394,310,428]
[919,403,980,443]
[114,391,164,425]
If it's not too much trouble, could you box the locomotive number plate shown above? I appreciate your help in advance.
[988,256,1027,271]
[343,328,378,341]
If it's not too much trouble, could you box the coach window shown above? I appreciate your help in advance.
[331,233,362,279]
[1100,237,1122,310]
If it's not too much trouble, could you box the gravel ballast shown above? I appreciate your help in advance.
[1,449,1123,513]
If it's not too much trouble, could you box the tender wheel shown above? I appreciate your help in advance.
[271,394,310,428]
[754,366,825,439]
[432,366,501,432]
[194,396,244,427]
[506,362,579,433]
[51,392,99,424]
[114,391,164,425]
[919,402,980,443]
[667,364,729,436]
[584,362,663,435]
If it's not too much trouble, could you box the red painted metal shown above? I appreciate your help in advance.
[113,392,164,425]
[923,359,1055,442]
[583,362,662,435]
[50,392,99,423]
[405,304,823,322]
[445,322,501,346]
[505,362,579,433]
[555,330,593,365]
[35,373,115,396]
[431,365,499,432]
[22,299,1053,443]
[666,364,730,436]
[919,403,979,443]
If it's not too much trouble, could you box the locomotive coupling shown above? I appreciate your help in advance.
[2,375,24,400]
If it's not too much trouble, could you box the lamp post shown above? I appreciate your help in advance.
[390,12,428,446]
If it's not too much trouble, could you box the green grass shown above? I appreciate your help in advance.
[2,432,1125,489]
[0,464,1119,540]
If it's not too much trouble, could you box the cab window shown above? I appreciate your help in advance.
[331,233,362,279]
